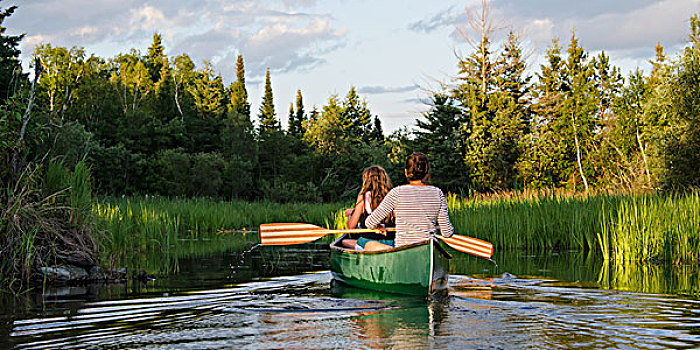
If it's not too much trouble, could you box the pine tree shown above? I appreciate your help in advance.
[223,53,255,161]
[146,32,166,84]
[453,0,504,190]
[369,116,384,143]
[222,53,256,198]
[454,4,530,190]
[293,89,305,137]
[153,55,178,124]
[229,54,250,118]
[189,61,225,119]
[287,102,295,134]
[303,94,344,155]
[341,86,371,141]
[258,68,278,132]
[414,94,468,190]
[309,105,319,122]
[523,31,600,191]
[487,31,531,188]
[521,39,567,187]
[0,4,23,102]
[0,2,25,183]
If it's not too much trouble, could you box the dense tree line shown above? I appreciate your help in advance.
[21,32,391,202]
[412,7,700,192]
[4,4,700,205]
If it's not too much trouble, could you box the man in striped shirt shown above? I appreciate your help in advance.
[363,152,454,249]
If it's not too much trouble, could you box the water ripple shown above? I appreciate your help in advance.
[6,272,700,349]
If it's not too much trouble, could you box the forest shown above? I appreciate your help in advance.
[4,10,700,203]
[2,3,700,289]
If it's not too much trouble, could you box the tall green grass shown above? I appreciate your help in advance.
[446,191,700,263]
[93,196,346,272]
[447,192,611,251]
[95,190,700,270]
[599,192,700,263]
[1,159,98,292]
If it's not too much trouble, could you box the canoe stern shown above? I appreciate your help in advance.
[330,236,449,296]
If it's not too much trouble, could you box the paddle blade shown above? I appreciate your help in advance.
[258,223,330,246]
[438,234,493,259]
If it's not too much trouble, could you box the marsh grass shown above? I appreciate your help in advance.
[94,196,346,272]
[447,192,608,252]
[600,192,700,263]
[1,160,98,292]
[96,190,700,272]
[446,190,700,263]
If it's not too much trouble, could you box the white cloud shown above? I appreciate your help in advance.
[130,6,170,31]
[497,0,700,57]
[409,0,700,68]
[523,19,554,48]
[358,85,418,94]
[6,0,346,81]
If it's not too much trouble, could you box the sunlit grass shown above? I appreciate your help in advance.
[96,190,700,273]
[600,192,700,263]
[93,196,346,273]
[444,191,700,263]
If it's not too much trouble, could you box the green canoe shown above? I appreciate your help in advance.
[329,234,452,296]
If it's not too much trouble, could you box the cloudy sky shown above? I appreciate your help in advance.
[5,0,700,133]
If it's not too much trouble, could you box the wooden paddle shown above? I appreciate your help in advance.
[259,223,494,259]
[437,235,493,259]
[258,223,392,246]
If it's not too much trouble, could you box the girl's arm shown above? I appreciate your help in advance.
[346,192,365,229]
[365,188,398,229]
[436,189,454,238]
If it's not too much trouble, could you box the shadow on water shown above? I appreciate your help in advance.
[2,235,700,349]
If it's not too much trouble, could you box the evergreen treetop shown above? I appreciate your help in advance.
[229,54,250,117]
[258,68,278,132]
[0,4,23,101]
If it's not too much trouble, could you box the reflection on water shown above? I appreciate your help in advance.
[1,237,700,349]
[4,273,700,349]
[598,260,700,297]
[451,248,700,297]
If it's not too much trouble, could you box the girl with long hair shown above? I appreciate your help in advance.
[341,165,395,249]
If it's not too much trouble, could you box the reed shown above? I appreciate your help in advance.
[447,190,700,263]
[1,159,98,292]
[93,196,346,272]
[447,191,611,252]
[95,190,700,269]
[599,192,700,263]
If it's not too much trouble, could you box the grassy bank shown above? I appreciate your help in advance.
[1,160,98,292]
[94,190,700,275]
[446,191,700,263]
[93,197,346,272]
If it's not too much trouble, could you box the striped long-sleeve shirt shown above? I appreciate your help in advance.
[364,184,454,246]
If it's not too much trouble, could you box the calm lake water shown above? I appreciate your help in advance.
[1,238,700,349]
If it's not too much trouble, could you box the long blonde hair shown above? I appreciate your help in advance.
[359,165,393,222]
